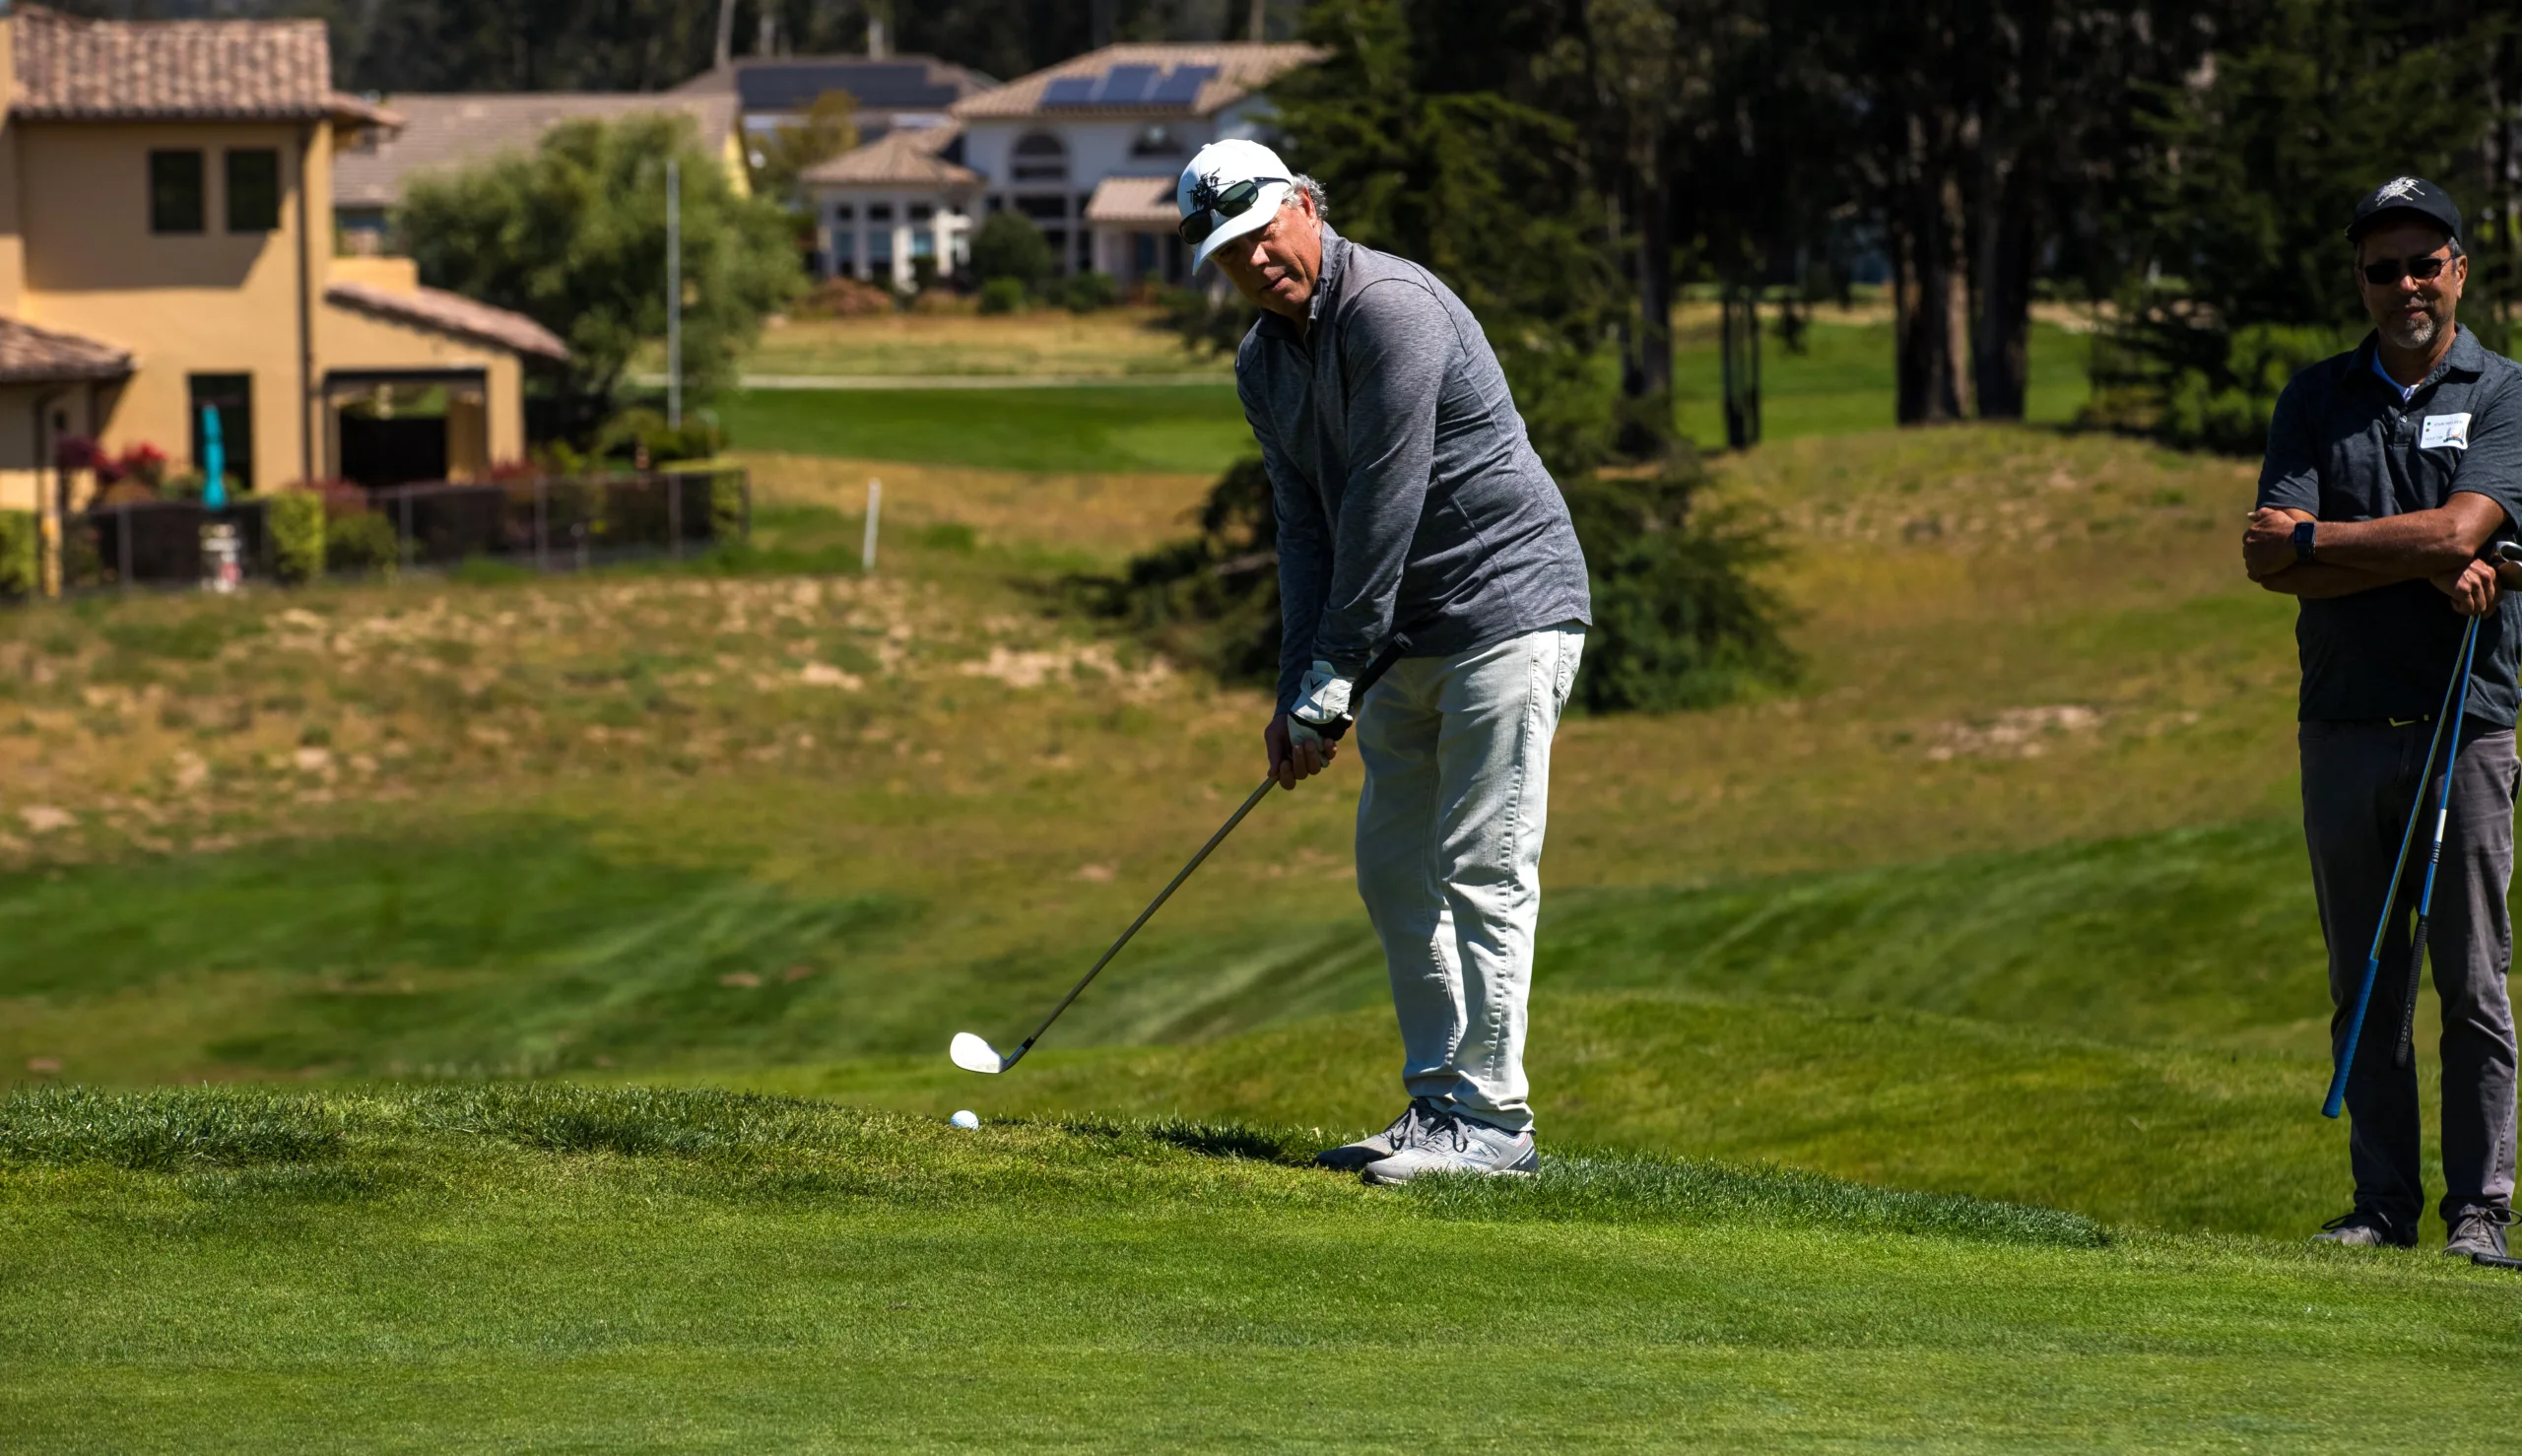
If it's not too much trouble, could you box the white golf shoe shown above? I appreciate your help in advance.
[1361,1107,1538,1184]
[1313,1099,1441,1170]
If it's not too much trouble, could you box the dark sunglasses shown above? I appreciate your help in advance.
[2360,253,2454,286]
[1177,176,1290,247]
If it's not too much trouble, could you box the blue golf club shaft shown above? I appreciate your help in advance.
[2392,616,2486,1071]
[2323,614,2478,1118]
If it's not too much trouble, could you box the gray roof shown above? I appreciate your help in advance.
[672,56,993,115]
[332,93,741,210]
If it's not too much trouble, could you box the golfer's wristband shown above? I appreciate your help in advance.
[2292,520,2317,564]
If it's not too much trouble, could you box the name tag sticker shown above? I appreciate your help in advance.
[2422,413,2473,450]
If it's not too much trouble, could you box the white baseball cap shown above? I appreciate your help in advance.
[1177,139,1296,270]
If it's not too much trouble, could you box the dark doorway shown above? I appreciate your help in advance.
[340,417,446,488]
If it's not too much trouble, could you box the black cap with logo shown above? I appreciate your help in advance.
[2346,176,2463,243]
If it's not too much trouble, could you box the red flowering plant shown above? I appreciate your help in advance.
[111,443,167,492]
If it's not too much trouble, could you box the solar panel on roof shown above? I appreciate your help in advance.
[1041,76,1097,107]
[1148,65,1219,104]
[1094,64,1160,103]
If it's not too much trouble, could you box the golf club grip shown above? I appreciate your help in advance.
[1318,635,1414,745]
[2394,928,2430,1069]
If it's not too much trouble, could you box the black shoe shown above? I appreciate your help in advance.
[2312,1209,2417,1249]
[2446,1205,2517,1261]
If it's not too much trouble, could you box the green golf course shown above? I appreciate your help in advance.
[5,315,2516,1447]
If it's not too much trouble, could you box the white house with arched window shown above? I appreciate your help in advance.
[801,42,1319,291]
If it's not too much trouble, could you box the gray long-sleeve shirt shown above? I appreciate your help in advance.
[1235,225,1592,710]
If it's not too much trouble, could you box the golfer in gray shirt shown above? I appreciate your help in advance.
[1175,139,1590,1182]
[2246,176,2522,1260]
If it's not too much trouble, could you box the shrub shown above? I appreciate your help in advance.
[0,509,34,598]
[1092,450,1798,713]
[326,510,402,574]
[1062,271,1120,313]
[969,212,1053,290]
[1159,286,1257,356]
[2085,296,2359,456]
[1560,456,1800,713]
[598,408,725,466]
[266,490,326,584]
[791,276,897,318]
[709,473,749,541]
[977,277,1029,315]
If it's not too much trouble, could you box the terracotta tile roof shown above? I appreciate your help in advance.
[326,282,569,362]
[0,316,133,383]
[953,42,1322,121]
[1083,174,1179,229]
[334,93,741,209]
[9,4,360,122]
[798,122,981,189]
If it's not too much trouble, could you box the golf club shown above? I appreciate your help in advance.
[2322,541,2517,1116]
[950,634,1415,1076]
[2385,540,2522,1072]
[2322,615,2476,1116]
[2389,615,2484,1071]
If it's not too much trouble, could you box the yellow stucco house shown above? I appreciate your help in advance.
[0,4,565,520]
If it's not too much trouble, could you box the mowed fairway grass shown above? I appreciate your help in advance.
[5,307,2518,1445]
[6,1086,2517,1452]
[713,306,2094,472]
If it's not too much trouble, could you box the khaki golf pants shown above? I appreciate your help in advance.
[1352,624,1583,1135]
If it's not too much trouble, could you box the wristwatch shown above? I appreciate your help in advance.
[2291,519,2317,564]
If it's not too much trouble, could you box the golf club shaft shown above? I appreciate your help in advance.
[997,634,1415,1070]
[1001,772,1279,1068]
[2325,616,2476,1117]
[2394,616,2485,1070]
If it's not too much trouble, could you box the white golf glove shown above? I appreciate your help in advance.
[1290,660,1353,729]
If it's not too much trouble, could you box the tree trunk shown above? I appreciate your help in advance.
[1893,112,1968,425]
[1973,152,2034,419]
[1632,154,1678,455]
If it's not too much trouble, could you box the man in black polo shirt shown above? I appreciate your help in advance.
[2244,177,2522,1260]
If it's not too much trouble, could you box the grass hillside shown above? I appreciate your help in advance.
[9,395,2511,1444]
[8,1084,2516,1452]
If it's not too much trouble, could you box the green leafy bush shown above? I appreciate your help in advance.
[0,509,34,598]
[325,509,402,574]
[968,212,1053,291]
[599,407,725,465]
[1091,450,1796,713]
[1062,271,1119,313]
[1560,456,1800,712]
[2086,310,2357,456]
[1159,286,1257,356]
[266,491,326,584]
[977,277,1029,315]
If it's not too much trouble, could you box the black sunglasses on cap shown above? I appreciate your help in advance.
[1178,175,1290,247]
[2361,252,2455,286]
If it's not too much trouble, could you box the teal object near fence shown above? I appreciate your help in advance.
[201,404,226,511]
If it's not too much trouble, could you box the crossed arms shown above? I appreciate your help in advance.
[2244,493,2516,616]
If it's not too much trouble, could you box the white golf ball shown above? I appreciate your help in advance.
[950,1109,980,1130]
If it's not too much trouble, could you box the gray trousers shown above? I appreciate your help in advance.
[1354,626,1583,1135]
[2301,719,2520,1230]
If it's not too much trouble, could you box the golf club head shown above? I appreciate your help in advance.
[949,1031,1007,1075]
